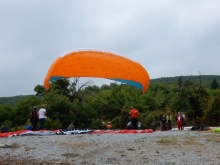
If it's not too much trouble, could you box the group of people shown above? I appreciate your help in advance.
[1,104,46,132]
[126,106,186,132]
[1,104,188,133]
[160,112,186,131]
[29,104,47,130]
[104,106,140,130]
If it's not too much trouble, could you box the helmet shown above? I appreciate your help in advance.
[33,106,37,110]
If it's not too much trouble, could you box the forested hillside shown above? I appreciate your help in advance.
[1,75,220,106]
[0,95,35,106]
[0,75,220,131]
[150,75,220,88]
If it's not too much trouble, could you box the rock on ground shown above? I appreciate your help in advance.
[0,130,220,165]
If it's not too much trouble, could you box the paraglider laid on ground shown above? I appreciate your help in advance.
[190,124,211,131]
[0,126,216,138]
[212,127,220,132]
[0,129,154,138]
[171,125,212,131]
[44,50,150,93]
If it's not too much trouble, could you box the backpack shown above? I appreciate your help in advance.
[33,110,38,119]
[30,110,39,123]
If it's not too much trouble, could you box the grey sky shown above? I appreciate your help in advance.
[1,1,220,97]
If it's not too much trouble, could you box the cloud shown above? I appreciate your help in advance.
[0,1,220,96]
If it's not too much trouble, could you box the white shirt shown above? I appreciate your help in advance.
[38,108,46,119]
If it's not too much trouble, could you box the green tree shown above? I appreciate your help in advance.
[210,79,219,90]
[14,96,41,126]
[0,104,15,126]
[34,85,46,96]
[41,90,75,128]
[206,91,220,125]
[50,78,70,96]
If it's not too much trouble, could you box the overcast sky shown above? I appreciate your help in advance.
[1,1,220,97]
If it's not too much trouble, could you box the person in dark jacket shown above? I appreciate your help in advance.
[160,114,167,131]
[151,120,156,132]
[30,106,39,130]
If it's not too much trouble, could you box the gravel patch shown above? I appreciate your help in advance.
[0,130,220,165]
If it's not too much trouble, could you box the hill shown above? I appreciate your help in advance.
[0,95,35,106]
[150,75,220,88]
[1,75,220,106]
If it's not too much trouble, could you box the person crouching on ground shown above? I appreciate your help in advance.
[151,120,156,131]
[67,123,74,130]
[26,123,32,130]
[1,124,9,133]
[106,122,112,130]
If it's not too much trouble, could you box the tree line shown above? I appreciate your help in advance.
[0,76,220,131]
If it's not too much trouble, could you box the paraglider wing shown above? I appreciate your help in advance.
[44,50,150,92]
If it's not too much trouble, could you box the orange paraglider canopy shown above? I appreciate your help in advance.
[44,50,150,93]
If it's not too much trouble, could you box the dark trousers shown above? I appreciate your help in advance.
[39,118,46,130]
[152,125,156,131]
[161,123,166,131]
[32,119,38,130]
[167,120,172,130]
[131,118,138,129]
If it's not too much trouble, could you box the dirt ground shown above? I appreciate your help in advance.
[0,130,220,165]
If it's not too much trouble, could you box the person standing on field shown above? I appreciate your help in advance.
[175,112,184,130]
[166,112,173,131]
[160,114,167,131]
[181,112,186,129]
[38,104,47,130]
[30,106,39,130]
[129,106,139,130]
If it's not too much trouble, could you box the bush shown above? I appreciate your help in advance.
[45,118,53,130]
[90,119,105,129]
[52,119,62,130]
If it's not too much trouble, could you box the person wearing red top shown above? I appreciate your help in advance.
[129,106,139,130]
[175,112,184,130]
